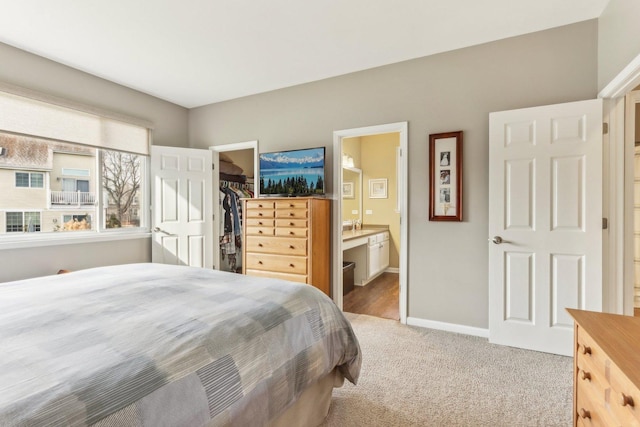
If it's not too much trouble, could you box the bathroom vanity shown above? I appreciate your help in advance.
[343,228,390,286]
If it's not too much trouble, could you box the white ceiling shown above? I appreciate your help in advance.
[0,0,609,108]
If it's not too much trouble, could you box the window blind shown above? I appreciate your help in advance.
[0,90,149,155]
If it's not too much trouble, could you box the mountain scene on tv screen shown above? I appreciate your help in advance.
[260,148,324,195]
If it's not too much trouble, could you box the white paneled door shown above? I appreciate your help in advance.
[488,99,603,356]
[151,146,213,268]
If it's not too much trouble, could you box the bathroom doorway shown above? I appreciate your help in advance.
[332,122,408,323]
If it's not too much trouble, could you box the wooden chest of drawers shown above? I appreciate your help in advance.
[242,197,331,296]
[567,309,640,426]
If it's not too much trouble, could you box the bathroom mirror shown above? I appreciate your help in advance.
[342,166,362,225]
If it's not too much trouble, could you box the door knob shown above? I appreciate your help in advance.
[489,236,503,244]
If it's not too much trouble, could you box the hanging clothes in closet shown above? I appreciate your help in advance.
[219,180,253,273]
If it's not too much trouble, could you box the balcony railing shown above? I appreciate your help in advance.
[50,191,96,206]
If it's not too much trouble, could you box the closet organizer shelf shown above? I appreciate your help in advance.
[242,197,331,296]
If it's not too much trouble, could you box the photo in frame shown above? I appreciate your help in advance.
[342,181,354,199]
[369,178,388,199]
[429,131,462,221]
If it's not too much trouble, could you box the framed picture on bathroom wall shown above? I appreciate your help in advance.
[369,178,388,199]
[429,131,463,221]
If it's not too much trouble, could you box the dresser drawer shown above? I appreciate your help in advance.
[576,381,618,426]
[246,236,307,256]
[245,218,275,227]
[608,362,640,426]
[576,326,608,374]
[246,253,307,275]
[245,201,275,210]
[245,269,308,284]
[246,226,274,236]
[275,227,308,238]
[246,208,275,219]
[275,209,308,219]
[275,200,308,209]
[275,219,308,228]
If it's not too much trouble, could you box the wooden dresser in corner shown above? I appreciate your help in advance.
[242,197,331,296]
[567,309,640,426]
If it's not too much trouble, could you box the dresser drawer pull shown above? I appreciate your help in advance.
[580,371,591,381]
[289,212,295,216]
[621,393,635,407]
[258,213,263,216]
[258,221,263,225]
[289,245,295,249]
[258,204,264,208]
[289,231,295,235]
[289,263,295,267]
[581,345,592,355]
[258,261,263,265]
[578,408,591,419]
[258,243,263,247]
[258,230,263,234]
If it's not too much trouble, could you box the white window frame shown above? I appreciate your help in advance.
[15,171,44,189]
[5,210,41,233]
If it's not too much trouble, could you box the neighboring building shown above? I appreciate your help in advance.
[0,132,97,234]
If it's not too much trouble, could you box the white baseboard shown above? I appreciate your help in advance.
[385,267,399,274]
[407,316,489,339]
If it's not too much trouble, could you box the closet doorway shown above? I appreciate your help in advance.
[211,141,258,273]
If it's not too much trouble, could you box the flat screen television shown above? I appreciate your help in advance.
[259,147,325,196]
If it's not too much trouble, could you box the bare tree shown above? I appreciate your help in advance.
[102,151,140,227]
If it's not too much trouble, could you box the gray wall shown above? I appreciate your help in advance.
[0,41,189,282]
[598,0,640,91]
[189,21,598,328]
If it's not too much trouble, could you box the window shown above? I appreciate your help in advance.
[61,168,90,176]
[0,88,150,244]
[15,172,43,188]
[61,214,91,231]
[6,211,41,232]
[1,134,147,236]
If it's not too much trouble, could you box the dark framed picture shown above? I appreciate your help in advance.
[429,131,463,221]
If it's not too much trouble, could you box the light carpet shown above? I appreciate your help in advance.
[321,313,572,427]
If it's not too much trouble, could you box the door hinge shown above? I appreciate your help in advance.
[212,163,215,170]
[603,218,608,230]
[603,122,609,135]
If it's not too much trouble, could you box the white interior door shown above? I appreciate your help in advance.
[151,146,213,268]
[488,99,603,356]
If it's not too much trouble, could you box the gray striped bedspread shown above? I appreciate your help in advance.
[0,263,361,426]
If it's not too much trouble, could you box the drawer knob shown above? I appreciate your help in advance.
[289,222,295,226]
[581,345,592,355]
[289,212,295,216]
[579,408,591,419]
[258,243,263,247]
[289,263,295,267]
[580,371,591,381]
[289,231,295,235]
[258,221,263,225]
[289,245,295,249]
[258,213,263,216]
[621,393,635,407]
[258,230,263,234]
[258,261,263,265]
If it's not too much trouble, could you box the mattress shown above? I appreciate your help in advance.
[0,263,361,426]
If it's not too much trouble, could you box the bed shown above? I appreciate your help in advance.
[0,263,361,426]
